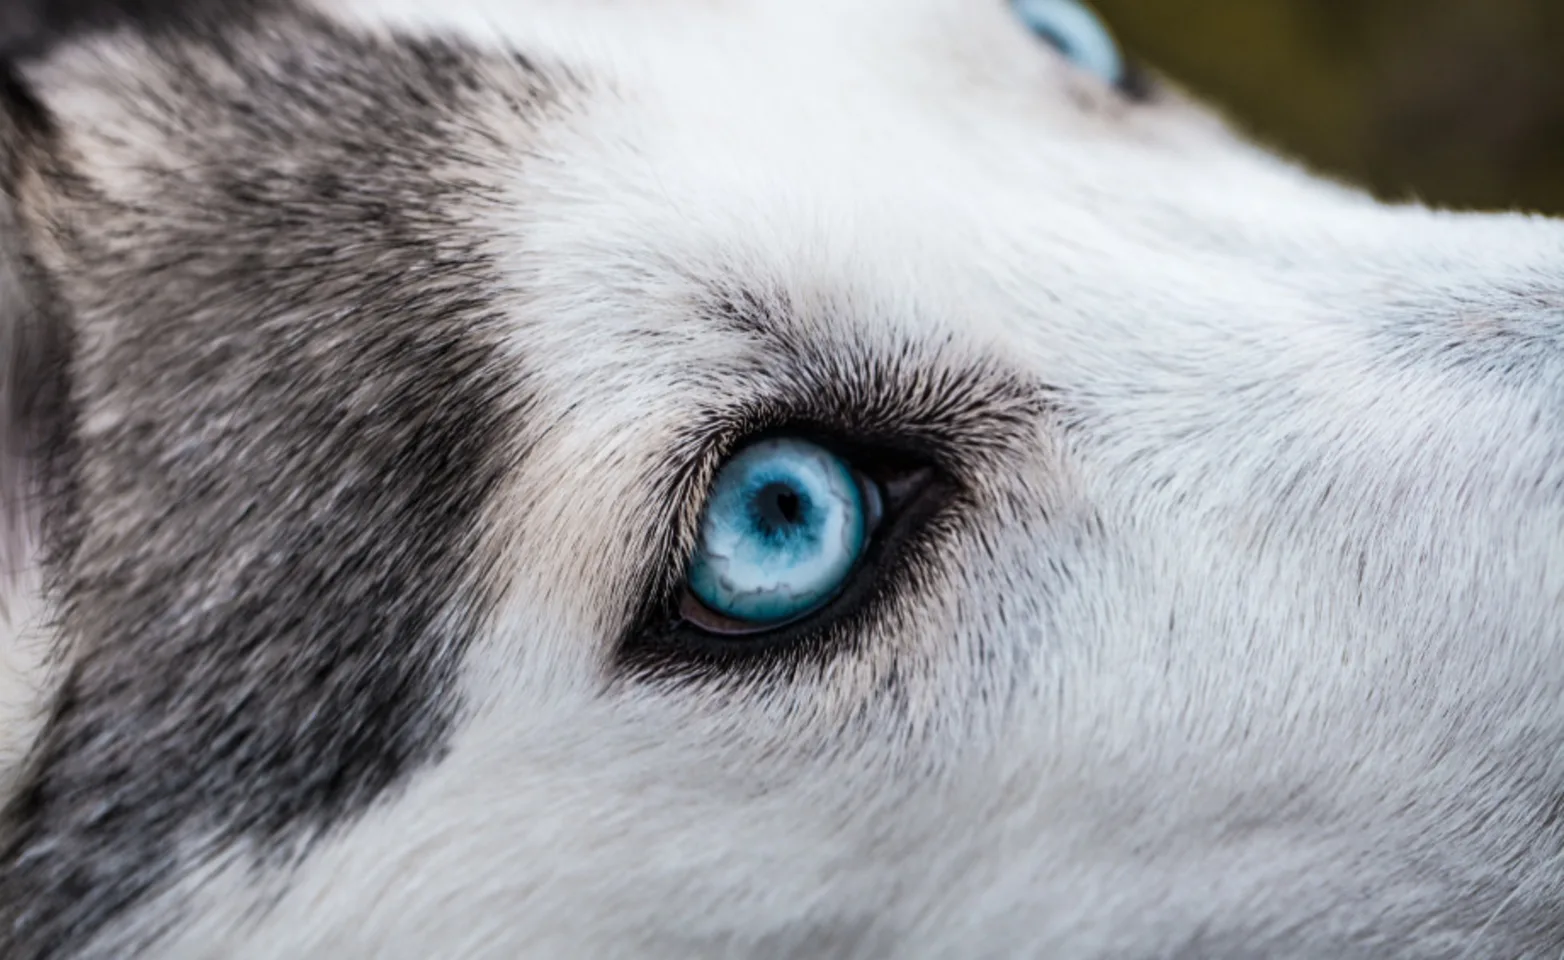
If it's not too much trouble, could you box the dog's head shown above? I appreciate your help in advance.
[0,1,1561,956]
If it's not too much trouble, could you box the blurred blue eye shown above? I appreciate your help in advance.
[1011,0,1126,88]
[686,438,875,627]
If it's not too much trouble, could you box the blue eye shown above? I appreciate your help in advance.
[685,438,878,628]
[1011,0,1127,88]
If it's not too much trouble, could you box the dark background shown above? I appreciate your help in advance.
[0,0,1560,214]
[1095,0,1564,214]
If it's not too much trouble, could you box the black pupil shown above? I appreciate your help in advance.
[756,482,805,529]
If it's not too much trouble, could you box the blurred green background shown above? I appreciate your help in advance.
[1092,0,1564,214]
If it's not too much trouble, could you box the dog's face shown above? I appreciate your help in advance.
[1,0,1562,956]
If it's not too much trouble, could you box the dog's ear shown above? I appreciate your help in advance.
[0,62,66,616]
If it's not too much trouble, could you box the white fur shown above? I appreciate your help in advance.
[12,0,1564,956]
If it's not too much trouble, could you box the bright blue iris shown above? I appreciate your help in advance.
[1011,0,1126,87]
[687,438,869,625]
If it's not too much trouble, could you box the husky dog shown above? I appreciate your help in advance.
[0,0,1560,956]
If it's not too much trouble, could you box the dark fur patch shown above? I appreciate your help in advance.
[0,0,283,60]
[0,13,557,957]
[0,55,81,635]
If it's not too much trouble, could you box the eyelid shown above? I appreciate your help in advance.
[611,344,1044,676]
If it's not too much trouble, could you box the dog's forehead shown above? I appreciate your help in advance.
[318,0,1154,131]
[24,0,1252,329]
[325,0,1009,54]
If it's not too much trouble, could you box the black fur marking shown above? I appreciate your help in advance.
[0,57,79,628]
[0,16,557,958]
[0,0,283,61]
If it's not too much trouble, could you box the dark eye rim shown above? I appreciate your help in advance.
[620,428,952,670]
[1114,58,1157,103]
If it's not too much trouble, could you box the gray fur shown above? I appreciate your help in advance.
[0,7,566,956]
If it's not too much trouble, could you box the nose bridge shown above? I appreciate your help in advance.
[980,189,1564,587]
[1000,164,1564,391]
